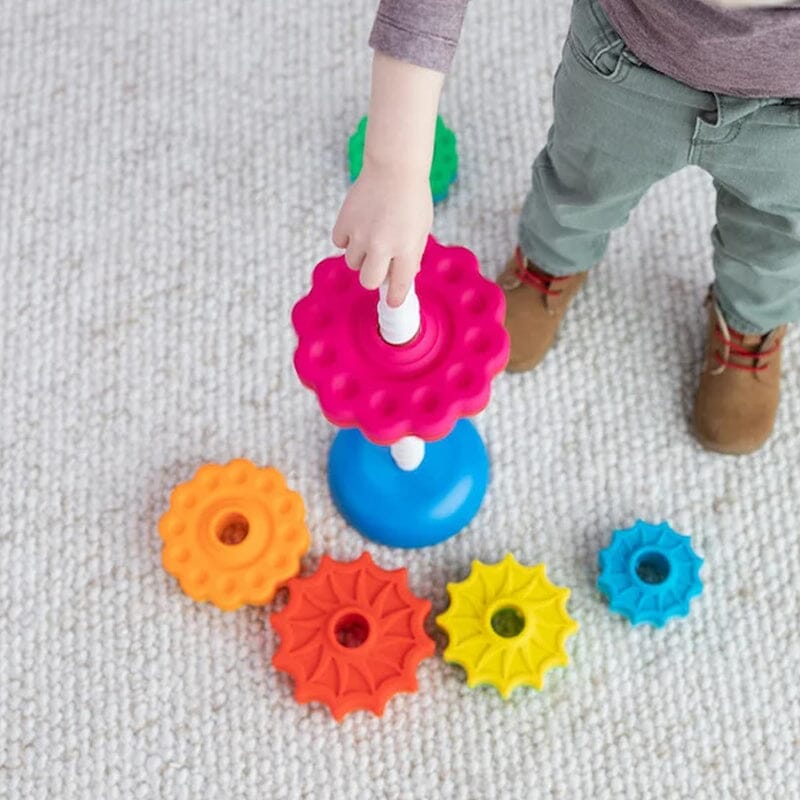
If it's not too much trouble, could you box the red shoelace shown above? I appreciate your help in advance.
[514,247,571,297]
[713,326,780,372]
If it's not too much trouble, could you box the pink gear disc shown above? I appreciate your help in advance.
[292,236,509,445]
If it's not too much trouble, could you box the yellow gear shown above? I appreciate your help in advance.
[436,554,578,698]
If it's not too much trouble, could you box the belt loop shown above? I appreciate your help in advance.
[700,93,722,127]
[713,93,725,128]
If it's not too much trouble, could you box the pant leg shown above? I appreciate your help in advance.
[519,0,714,275]
[699,99,800,334]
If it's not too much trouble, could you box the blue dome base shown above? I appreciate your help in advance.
[328,419,489,549]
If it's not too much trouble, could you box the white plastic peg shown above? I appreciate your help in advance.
[378,281,425,471]
[378,282,420,345]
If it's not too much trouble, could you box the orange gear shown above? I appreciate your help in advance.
[271,552,434,721]
[158,459,310,611]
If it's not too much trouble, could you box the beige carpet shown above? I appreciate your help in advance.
[1,1,798,797]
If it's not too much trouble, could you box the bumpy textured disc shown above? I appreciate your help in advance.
[437,554,579,698]
[348,114,458,203]
[271,552,435,721]
[158,459,310,611]
[292,235,509,445]
[597,520,703,627]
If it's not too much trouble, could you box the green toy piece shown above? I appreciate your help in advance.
[347,115,458,203]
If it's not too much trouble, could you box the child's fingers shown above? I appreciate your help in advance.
[386,278,411,308]
[386,252,421,307]
[344,244,367,272]
[360,249,391,291]
[386,264,412,306]
[332,217,349,249]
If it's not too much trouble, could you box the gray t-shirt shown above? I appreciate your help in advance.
[369,0,800,98]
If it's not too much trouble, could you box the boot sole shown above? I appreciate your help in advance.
[505,359,543,374]
[504,333,560,374]
[693,429,769,456]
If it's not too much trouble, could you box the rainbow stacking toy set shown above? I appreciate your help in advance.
[158,124,705,721]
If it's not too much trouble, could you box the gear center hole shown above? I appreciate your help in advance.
[635,551,670,585]
[490,606,526,638]
[216,513,250,546]
[334,613,370,648]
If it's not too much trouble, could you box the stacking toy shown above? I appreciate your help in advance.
[437,554,578,698]
[292,235,509,547]
[597,520,704,627]
[158,459,310,611]
[271,552,435,720]
[348,115,458,203]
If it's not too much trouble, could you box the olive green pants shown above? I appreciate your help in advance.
[519,0,800,333]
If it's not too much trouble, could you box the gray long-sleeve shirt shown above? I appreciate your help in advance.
[369,0,800,98]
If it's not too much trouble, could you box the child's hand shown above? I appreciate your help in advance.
[332,158,432,308]
[332,52,444,308]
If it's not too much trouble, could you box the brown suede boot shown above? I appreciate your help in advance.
[693,296,786,455]
[496,247,588,372]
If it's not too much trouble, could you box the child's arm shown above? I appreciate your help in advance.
[332,54,443,307]
[333,1,468,307]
